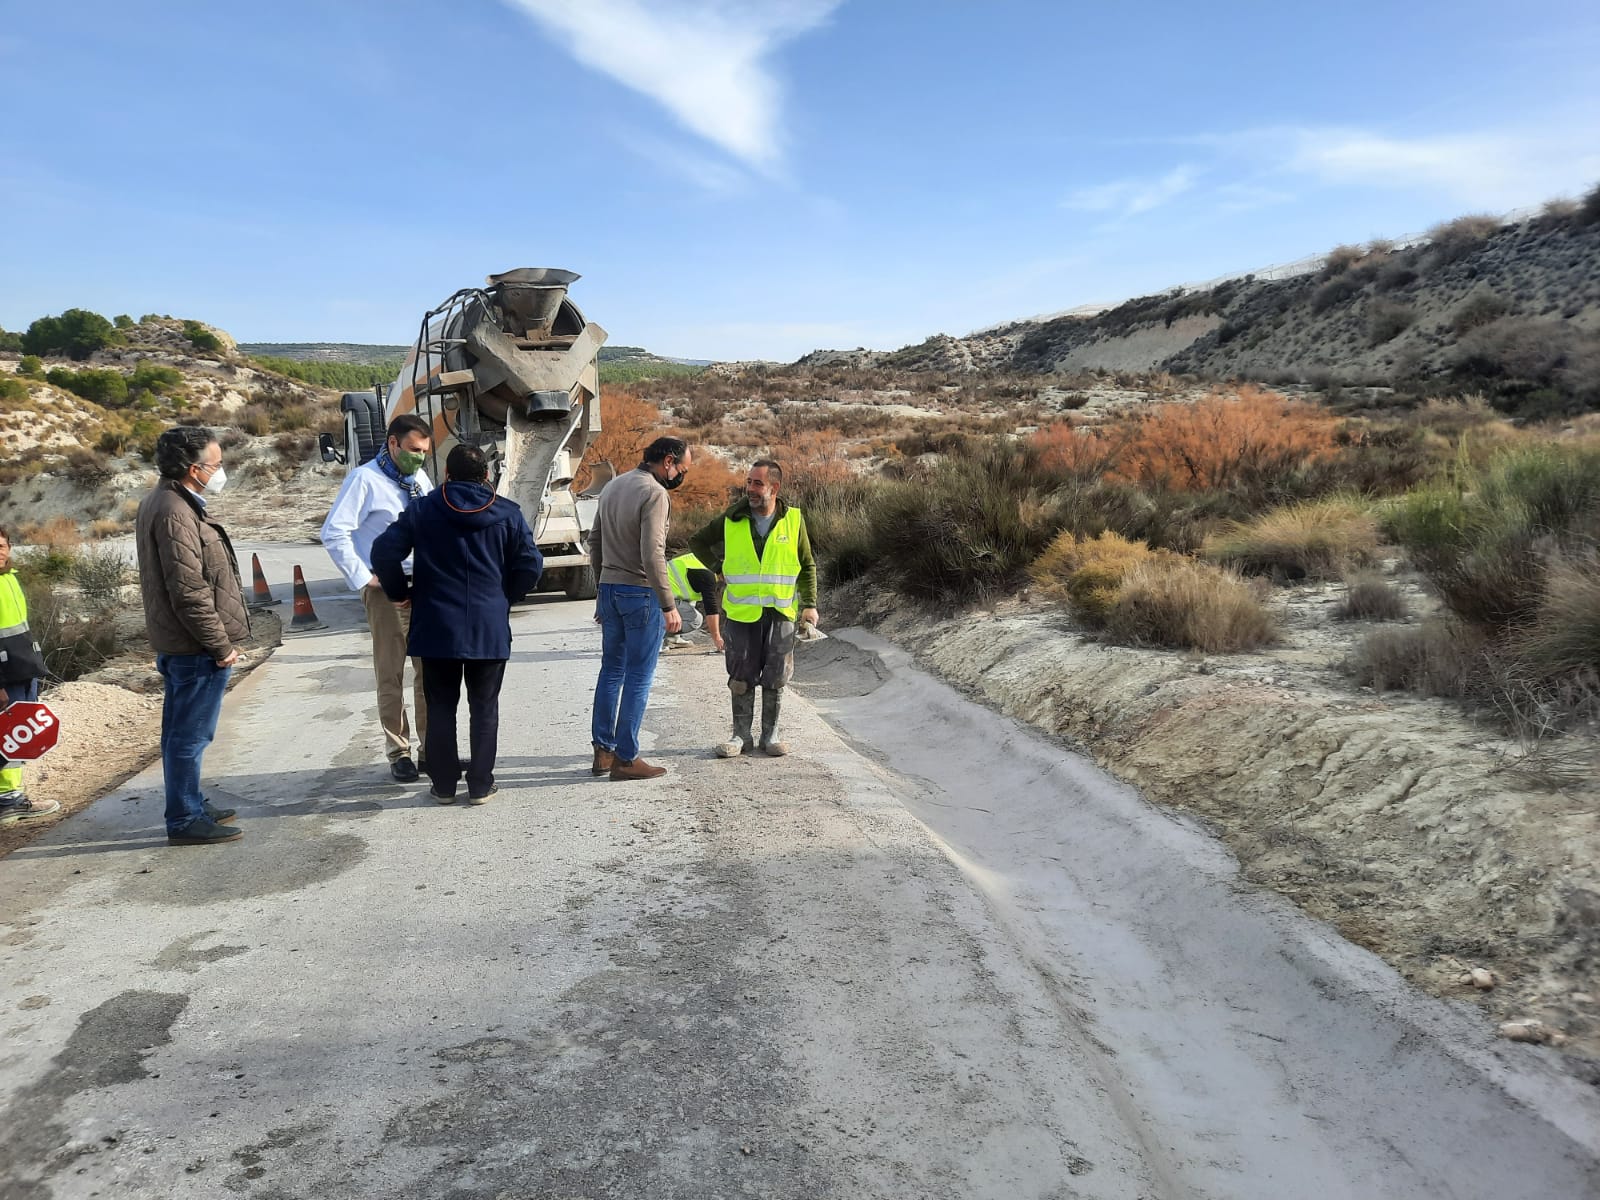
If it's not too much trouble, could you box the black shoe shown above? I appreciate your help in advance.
[168,818,244,846]
[429,785,457,805]
[391,756,420,783]
[203,800,237,824]
[466,784,497,806]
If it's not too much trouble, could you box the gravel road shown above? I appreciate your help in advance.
[1,551,1595,1198]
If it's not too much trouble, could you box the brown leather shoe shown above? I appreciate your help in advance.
[591,746,616,776]
[609,756,666,781]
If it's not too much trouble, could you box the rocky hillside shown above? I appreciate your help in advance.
[0,316,345,539]
[805,200,1600,417]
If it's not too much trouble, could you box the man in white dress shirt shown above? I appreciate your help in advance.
[320,413,434,782]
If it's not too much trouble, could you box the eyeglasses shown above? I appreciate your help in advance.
[194,461,222,476]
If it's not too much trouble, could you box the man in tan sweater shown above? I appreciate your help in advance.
[588,436,690,780]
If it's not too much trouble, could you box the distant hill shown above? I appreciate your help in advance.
[800,195,1600,418]
[599,345,712,367]
[238,342,409,364]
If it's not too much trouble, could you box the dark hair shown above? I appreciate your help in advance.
[446,443,490,483]
[641,436,688,466]
[388,414,432,443]
[0,525,9,544]
[154,426,217,480]
[751,458,782,483]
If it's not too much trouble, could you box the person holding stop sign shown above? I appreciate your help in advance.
[0,525,61,826]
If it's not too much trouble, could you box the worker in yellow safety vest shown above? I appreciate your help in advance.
[665,552,724,652]
[0,525,61,825]
[687,459,818,757]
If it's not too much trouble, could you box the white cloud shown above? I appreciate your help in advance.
[611,128,755,195]
[1285,127,1600,209]
[1186,121,1600,211]
[503,0,840,173]
[1064,165,1198,218]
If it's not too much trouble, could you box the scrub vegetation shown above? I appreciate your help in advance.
[622,349,1600,742]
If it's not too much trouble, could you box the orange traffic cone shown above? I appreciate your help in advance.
[248,553,281,610]
[288,565,327,632]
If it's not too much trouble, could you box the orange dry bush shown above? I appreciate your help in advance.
[575,385,743,511]
[575,387,664,492]
[670,447,743,512]
[778,428,854,490]
[1031,421,1121,479]
[18,516,83,550]
[1112,385,1340,502]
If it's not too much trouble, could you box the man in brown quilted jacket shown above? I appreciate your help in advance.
[136,426,250,846]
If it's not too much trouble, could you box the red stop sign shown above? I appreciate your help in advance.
[0,701,60,761]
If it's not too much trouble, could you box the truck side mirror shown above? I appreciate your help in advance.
[318,433,345,465]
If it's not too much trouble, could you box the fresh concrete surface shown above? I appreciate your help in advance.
[1,572,1596,1199]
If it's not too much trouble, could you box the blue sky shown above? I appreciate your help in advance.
[3,1,1598,362]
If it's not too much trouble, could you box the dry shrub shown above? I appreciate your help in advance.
[778,428,854,490]
[789,474,878,585]
[1109,385,1341,505]
[235,405,272,436]
[1517,554,1600,684]
[1102,557,1277,653]
[273,431,317,460]
[1030,422,1121,479]
[575,387,662,493]
[71,546,133,608]
[667,446,743,514]
[1029,530,1170,626]
[19,516,82,551]
[1320,243,1367,279]
[88,518,128,540]
[1426,214,1503,264]
[871,440,1067,602]
[1451,291,1511,336]
[1367,299,1416,346]
[1333,573,1408,621]
[1203,498,1379,580]
[1348,618,1489,698]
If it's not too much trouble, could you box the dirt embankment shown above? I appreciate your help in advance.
[0,609,283,859]
[831,579,1600,1072]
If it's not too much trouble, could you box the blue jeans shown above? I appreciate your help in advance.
[157,653,232,834]
[591,584,665,763]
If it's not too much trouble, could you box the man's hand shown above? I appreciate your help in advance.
[216,649,240,668]
[393,598,411,609]
[711,632,725,651]
[664,607,683,634]
[801,607,820,630]
[366,576,383,589]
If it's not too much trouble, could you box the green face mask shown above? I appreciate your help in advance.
[394,449,427,475]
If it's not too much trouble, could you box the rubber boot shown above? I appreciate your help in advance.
[716,689,756,758]
[760,687,789,757]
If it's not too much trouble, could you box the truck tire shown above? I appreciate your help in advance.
[564,563,597,601]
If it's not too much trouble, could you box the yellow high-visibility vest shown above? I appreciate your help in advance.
[668,553,706,602]
[721,508,802,623]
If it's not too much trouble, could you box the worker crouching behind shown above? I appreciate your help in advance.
[688,459,818,758]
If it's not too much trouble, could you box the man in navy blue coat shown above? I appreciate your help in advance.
[371,444,542,804]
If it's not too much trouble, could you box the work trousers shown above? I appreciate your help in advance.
[591,583,665,763]
[723,608,796,691]
[0,678,40,796]
[421,658,506,800]
[156,653,232,834]
[362,586,427,763]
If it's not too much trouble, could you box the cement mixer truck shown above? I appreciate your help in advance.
[318,268,608,599]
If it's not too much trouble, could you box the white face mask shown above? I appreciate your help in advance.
[203,465,228,494]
